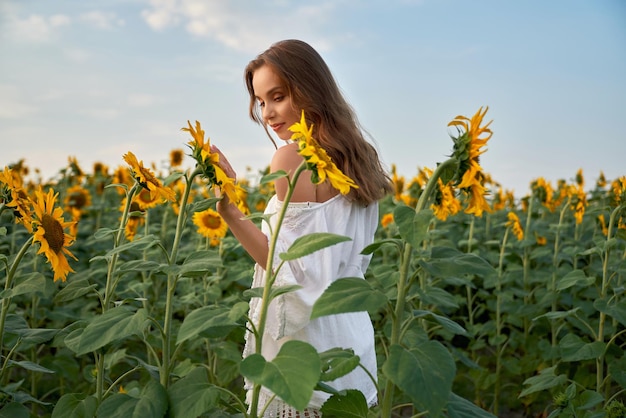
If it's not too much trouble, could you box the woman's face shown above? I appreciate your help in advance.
[252,64,300,141]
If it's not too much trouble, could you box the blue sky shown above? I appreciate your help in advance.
[1,0,625,196]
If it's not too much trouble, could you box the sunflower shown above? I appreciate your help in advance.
[381,213,394,228]
[182,120,242,204]
[431,178,461,221]
[390,164,405,202]
[569,186,587,225]
[448,107,493,217]
[192,208,228,239]
[1,166,33,230]
[170,149,184,168]
[506,211,524,241]
[290,111,358,195]
[64,185,92,215]
[31,187,77,282]
[531,177,555,211]
[596,171,606,189]
[123,151,176,203]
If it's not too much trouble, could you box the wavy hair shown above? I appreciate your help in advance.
[244,39,392,204]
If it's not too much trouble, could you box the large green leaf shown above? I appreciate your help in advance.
[310,278,388,319]
[320,389,369,418]
[0,402,30,418]
[240,340,321,411]
[54,278,98,303]
[594,298,626,327]
[519,366,567,398]
[167,367,220,418]
[75,307,149,356]
[419,246,496,279]
[556,269,595,291]
[176,306,240,344]
[96,379,167,418]
[51,393,97,418]
[91,235,160,262]
[394,205,432,249]
[559,334,605,362]
[279,233,352,261]
[382,342,455,417]
[319,348,361,382]
[413,310,468,336]
[164,250,224,277]
[0,272,45,299]
[446,392,496,417]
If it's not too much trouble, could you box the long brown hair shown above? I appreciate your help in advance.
[244,39,392,205]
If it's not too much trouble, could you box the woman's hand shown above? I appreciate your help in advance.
[211,145,237,213]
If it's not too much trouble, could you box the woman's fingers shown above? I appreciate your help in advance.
[212,145,237,179]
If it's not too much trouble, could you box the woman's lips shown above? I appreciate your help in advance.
[270,123,283,132]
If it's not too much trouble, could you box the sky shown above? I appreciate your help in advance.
[1,0,625,197]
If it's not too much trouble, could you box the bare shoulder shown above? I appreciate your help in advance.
[270,142,317,202]
[270,142,303,174]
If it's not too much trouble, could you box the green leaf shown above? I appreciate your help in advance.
[559,334,605,362]
[519,366,567,398]
[394,205,432,248]
[320,389,369,418]
[556,269,595,291]
[360,239,404,255]
[0,402,30,418]
[413,310,468,336]
[54,278,98,303]
[95,235,160,261]
[594,298,626,327]
[446,392,496,418]
[96,379,167,418]
[533,307,580,322]
[8,359,55,374]
[51,394,97,418]
[382,342,455,417]
[177,306,239,345]
[187,197,221,213]
[167,367,220,418]
[319,348,361,382]
[240,340,321,411]
[11,327,58,344]
[0,272,45,299]
[311,278,388,319]
[279,233,352,261]
[261,170,288,184]
[244,285,302,301]
[420,246,497,279]
[75,307,148,356]
[166,250,223,277]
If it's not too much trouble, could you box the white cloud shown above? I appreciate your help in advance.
[7,13,71,43]
[79,11,125,29]
[78,107,120,120]
[140,0,340,53]
[127,93,164,107]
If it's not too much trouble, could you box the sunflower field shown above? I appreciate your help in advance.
[1,108,625,418]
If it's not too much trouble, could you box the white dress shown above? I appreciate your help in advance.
[243,193,379,416]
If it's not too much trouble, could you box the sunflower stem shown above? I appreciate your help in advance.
[102,183,140,311]
[0,236,34,378]
[381,157,456,418]
[161,167,201,388]
[249,162,306,418]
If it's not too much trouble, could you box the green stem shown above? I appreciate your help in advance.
[596,204,621,393]
[103,183,140,310]
[494,227,510,416]
[161,168,201,388]
[550,200,569,357]
[381,158,456,418]
[0,236,34,364]
[250,163,306,418]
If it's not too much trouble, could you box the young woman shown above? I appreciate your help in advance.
[212,39,392,418]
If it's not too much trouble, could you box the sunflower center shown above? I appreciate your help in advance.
[42,214,65,254]
[69,191,87,209]
[203,214,222,229]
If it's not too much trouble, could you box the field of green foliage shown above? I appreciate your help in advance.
[1,109,625,417]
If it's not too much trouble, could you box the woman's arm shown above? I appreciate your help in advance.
[212,145,269,266]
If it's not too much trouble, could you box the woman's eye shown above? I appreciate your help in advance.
[258,101,265,107]
[274,95,283,102]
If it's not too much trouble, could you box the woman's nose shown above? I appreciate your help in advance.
[262,102,274,121]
